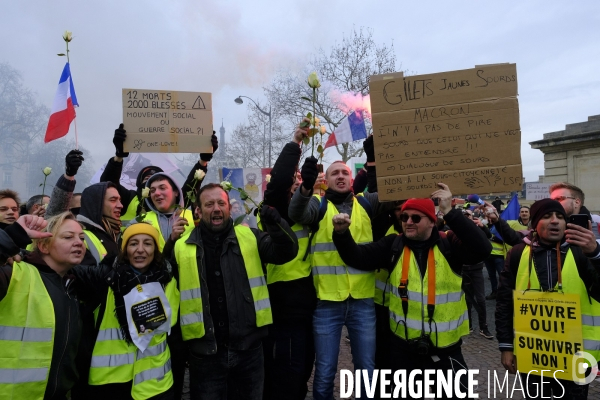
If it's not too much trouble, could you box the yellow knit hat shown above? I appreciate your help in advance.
[121,222,161,250]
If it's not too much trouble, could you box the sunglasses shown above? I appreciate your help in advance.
[400,213,423,223]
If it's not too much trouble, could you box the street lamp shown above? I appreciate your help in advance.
[234,96,272,167]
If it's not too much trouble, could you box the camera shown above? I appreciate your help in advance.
[408,335,433,355]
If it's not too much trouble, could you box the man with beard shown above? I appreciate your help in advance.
[171,183,297,400]
[288,152,394,400]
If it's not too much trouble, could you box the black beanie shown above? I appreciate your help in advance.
[530,198,566,231]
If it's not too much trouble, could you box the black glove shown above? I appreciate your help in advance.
[363,135,375,163]
[300,156,319,191]
[200,131,219,161]
[113,123,129,158]
[259,205,281,225]
[65,150,84,177]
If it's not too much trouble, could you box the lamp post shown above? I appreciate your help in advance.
[234,96,272,167]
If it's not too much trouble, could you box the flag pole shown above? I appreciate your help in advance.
[74,118,79,150]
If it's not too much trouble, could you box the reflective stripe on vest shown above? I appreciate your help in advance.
[516,246,600,361]
[88,281,179,399]
[83,230,108,264]
[374,225,399,307]
[311,196,374,301]
[120,197,140,228]
[141,210,195,251]
[388,245,468,348]
[265,223,311,284]
[0,262,54,399]
[174,225,273,341]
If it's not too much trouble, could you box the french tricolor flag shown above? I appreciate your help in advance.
[45,63,78,143]
[324,110,367,149]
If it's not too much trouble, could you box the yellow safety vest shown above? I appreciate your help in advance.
[374,225,398,307]
[311,197,374,301]
[88,279,180,400]
[140,209,195,250]
[516,246,600,361]
[120,197,140,228]
[388,246,469,347]
[83,230,108,265]
[174,225,273,341]
[0,262,54,400]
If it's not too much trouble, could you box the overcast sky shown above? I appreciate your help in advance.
[2,0,599,183]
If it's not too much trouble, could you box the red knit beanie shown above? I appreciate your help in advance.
[401,198,437,222]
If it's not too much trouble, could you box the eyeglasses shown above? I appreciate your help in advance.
[551,196,576,202]
[400,213,423,223]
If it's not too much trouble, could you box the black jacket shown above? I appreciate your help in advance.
[0,253,81,400]
[495,234,600,352]
[170,218,297,356]
[262,141,316,325]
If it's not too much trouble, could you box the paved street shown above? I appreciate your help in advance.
[183,268,600,399]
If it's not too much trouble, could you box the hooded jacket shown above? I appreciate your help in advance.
[77,182,120,267]
[143,172,191,244]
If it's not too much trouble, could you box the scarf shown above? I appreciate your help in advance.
[110,261,171,344]
[324,188,354,205]
[102,216,122,242]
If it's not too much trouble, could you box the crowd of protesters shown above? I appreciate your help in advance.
[1,120,599,400]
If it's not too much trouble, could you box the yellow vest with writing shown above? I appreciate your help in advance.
[311,197,374,301]
[516,246,600,361]
[88,279,180,400]
[0,262,55,400]
[388,246,469,347]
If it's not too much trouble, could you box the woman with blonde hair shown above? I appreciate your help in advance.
[0,212,85,400]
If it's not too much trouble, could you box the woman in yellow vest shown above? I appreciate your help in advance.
[0,212,85,400]
[72,222,180,400]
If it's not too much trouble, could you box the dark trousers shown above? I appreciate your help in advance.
[167,328,188,400]
[390,338,473,400]
[522,372,589,399]
[462,267,488,329]
[263,321,315,400]
[373,304,391,400]
[188,342,264,400]
[484,254,504,292]
[86,382,174,400]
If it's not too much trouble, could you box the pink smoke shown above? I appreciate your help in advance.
[329,90,371,120]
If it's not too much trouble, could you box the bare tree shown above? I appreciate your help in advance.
[227,102,290,168]
[264,26,398,162]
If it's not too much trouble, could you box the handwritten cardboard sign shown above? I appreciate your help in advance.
[122,89,213,153]
[369,64,523,200]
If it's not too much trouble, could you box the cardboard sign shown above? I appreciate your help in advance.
[122,89,213,153]
[369,64,523,200]
[514,290,583,381]
[526,183,554,201]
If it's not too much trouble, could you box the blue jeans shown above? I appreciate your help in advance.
[484,255,504,292]
[188,342,263,400]
[313,298,376,400]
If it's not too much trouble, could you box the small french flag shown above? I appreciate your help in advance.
[45,63,78,143]
[324,111,367,149]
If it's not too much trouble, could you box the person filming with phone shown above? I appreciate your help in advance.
[494,198,600,399]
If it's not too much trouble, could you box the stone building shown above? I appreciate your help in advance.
[530,114,600,212]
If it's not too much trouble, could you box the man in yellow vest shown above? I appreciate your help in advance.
[171,183,297,400]
[288,155,395,400]
[331,183,492,395]
[495,198,600,398]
